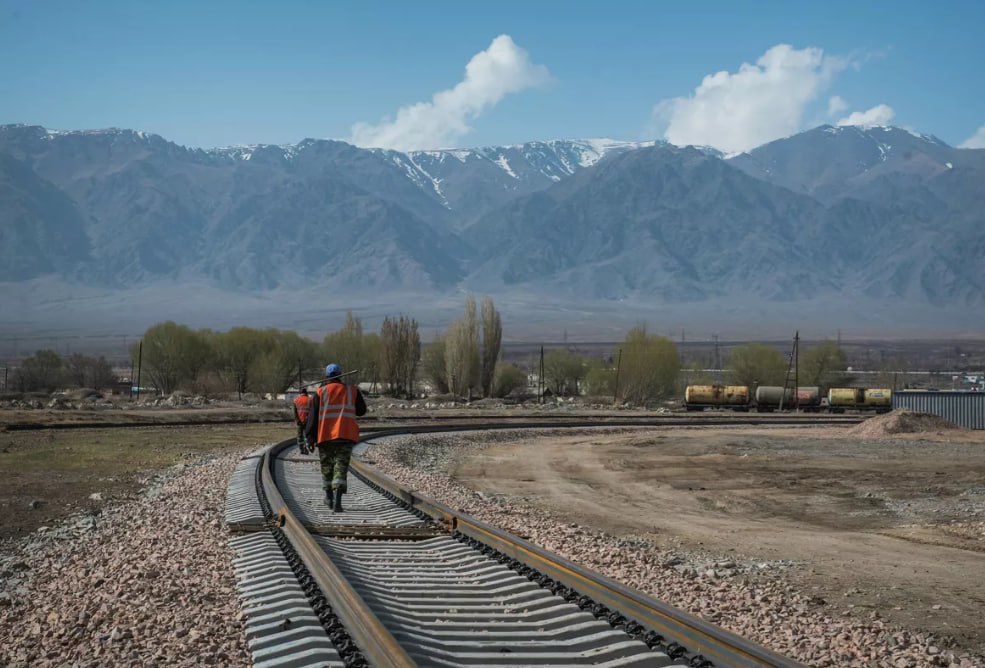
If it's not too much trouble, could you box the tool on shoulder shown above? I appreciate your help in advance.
[298,369,359,390]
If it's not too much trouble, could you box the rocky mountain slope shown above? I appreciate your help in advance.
[1,123,983,332]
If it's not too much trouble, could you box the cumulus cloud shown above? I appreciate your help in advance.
[652,44,849,154]
[837,103,896,127]
[959,123,985,149]
[350,35,550,151]
[827,95,848,117]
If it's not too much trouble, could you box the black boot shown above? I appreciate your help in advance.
[333,488,344,513]
[325,489,335,511]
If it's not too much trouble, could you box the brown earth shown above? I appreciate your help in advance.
[0,422,289,541]
[448,424,985,655]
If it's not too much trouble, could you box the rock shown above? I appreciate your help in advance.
[27,499,42,510]
[0,592,12,606]
[88,492,104,502]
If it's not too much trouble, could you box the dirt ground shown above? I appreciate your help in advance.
[448,425,985,655]
[0,422,288,541]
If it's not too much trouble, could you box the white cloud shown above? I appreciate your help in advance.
[827,95,848,117]
[652,44,849,154]
[837,103,896,127]
[959,123,985,149]
[350,35,550,151]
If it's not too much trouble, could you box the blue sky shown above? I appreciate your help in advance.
[1,0,983,151]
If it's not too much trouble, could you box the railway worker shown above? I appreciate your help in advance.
[292,388,311,454]
[305,363,367,512]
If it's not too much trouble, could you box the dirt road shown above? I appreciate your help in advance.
[448,426,985,655]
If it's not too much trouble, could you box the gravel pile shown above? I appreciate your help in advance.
[0,454,250,667]
[364,432,983,668]
[850,410,964,439]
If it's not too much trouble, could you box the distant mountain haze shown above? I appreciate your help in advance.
[0,123,982,336]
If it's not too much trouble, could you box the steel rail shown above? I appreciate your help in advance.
[4,411,863,431]
[264,421,818,667]
[351,454,801,668]
[260,441,416,668]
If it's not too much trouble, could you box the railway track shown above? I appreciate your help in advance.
[226,422,812,667]
[4,410,863,431]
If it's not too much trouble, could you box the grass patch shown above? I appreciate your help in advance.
[0,423,290,540]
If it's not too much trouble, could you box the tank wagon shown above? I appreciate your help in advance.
[684,384,891,412]
[754,385,822,411]
[683,384,750,411]
[827,387,892,413]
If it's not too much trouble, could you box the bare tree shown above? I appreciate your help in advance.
[323,311,364,375]
[135,322,210,395]
[618,327,680,405]
[480,297,502,398]
[16,350,64,392]
[444,296,479,397]
[380,316,420,397]
[65,353,116,389]
[801,340,847,388]
[421,336,448,394]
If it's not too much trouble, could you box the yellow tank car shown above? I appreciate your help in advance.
[723,385,750,405]
[827,387,863,407]
[863,388,892,407]
[685,385,724,405]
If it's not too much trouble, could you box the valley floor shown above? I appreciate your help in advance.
[447,426,985,659]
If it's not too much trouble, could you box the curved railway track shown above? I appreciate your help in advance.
[226,421,814,667]
[5,411,863,431]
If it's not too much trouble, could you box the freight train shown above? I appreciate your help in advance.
[684,385,892,413]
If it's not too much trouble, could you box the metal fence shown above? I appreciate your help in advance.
[892,390,985,430]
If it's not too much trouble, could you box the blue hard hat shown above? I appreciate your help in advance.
[325,363,342,378]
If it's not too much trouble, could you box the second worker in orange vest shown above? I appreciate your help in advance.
[304,363,367,512]
[292,388,311,454]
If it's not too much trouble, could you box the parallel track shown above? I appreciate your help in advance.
[6,411,863,431]
[228,421,813,667]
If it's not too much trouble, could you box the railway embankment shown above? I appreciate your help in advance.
[364,428,985,667]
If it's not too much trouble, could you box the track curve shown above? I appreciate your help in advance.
[228,421,811,667]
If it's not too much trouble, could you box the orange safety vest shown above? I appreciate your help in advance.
[315,382,359,445]
[293,394,311,423]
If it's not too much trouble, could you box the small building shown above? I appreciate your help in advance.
[892,390,985,430]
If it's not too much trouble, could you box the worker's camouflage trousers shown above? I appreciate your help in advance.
[317,441,354,492]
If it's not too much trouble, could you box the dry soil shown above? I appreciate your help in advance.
[447,424,985,656]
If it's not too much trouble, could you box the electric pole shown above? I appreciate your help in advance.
[136,341,143,400]
[713,334,721,383]
[794,331,800,412]
[613,348,622,406]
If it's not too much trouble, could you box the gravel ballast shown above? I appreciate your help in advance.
[0,453,251,667]
[364,431,984,668]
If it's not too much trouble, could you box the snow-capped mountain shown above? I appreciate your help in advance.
[1,122,983,334]
[727,124,971,203]
[204,136,656,226]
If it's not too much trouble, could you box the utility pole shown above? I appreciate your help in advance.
[613,348,622,406]
[539,345,545,404]
[136,341,143,400]
[129,356,134,399]
[297,358,303,391]
[794,331,800,412]
[713,334,721,383]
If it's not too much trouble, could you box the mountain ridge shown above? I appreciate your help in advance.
[1,122,983,333]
